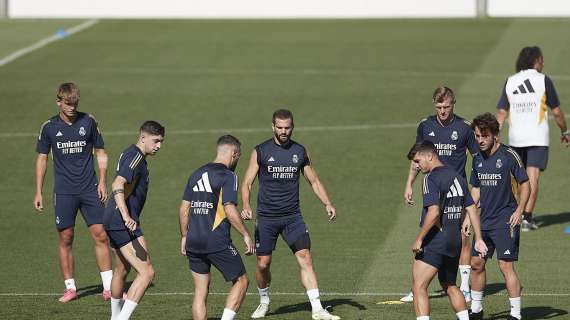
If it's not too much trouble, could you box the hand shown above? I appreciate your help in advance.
[241,207,253,220]
[411,237,423,254]
[98,183,108,202]
[404,185,414,206]
[474,239,488,258]
[123,216,137,232]
[462,219,472,237]
[243,234,255,256]
[508,211,523,228]
[325,204,336,221]
[180,236,187,256]
[33,193,44,213]
[562,133,570,146]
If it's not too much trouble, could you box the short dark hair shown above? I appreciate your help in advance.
[272,109,294,125]
[432,86,456,104]
[407,140,437,160]
[140,120,165,136]
[516,46,542,72]
[471,113,500,136]
[217,134,241,148]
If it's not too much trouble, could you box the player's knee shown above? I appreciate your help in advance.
[115,264,130,277]
[257,257,272,271]
[233,274,249,290]
[58,232,74,247]
[140,265,155,283]
[498,260,515,274]
[471,259,485,272]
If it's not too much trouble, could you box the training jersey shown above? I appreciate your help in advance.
[497,69,561,147]
[255,138,309,217]
[470,144,529,231]
[183,162,238,254]
[416,115,478,178]
[421,166,474,257]
[36,112,104,194]
[104,145,149,230]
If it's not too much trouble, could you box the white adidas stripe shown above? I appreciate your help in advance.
[192,172,213,193]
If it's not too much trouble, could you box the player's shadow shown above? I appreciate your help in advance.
[536,212,570,228]
[484,282,506,296]
[77,281,155,298]
[269,298,366,317]
[486,306,568,319]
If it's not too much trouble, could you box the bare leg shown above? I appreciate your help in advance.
[470,256,487,292]
[225,274,249,312]
[255,255,272,289]
[294,249,318,290]
[192,272,210,320]
[111,249,131,299]
[525,167,540,215]
[441,283,468,312]
[118,237,155,303]
[498,260,521,298]
[88,224,112,272]
[412,259,438,317]
[58,227,75,281]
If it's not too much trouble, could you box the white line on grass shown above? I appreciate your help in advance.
[0,292,568,297]
[0,19,99,67]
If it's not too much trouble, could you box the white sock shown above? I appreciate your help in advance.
[417,316,430,320]
[307,289,323,312]
[509,297,521,319]
[64,278,76,291]
[221,308,236,320]
[459,265,471,292]
[456,310,469,320]
[111,297,122,320]
[471,290,484,313]
[117,299,138,320]
[258,287,270,304]
[100,270,113,291]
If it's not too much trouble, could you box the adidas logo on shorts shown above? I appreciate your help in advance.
[504,249,511,255]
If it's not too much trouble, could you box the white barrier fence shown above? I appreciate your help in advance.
[4,0,570,18]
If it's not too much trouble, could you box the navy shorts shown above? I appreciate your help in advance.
[255,214,309,256]
[54,191,104,230]
[187,244,246,282]
[472,227,520,261]
[415,250,459,284]
[106,228,144,249]
[512,146,548,171]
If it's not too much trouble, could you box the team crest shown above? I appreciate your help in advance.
[496,159,502,168]
[79,126,86,136]
[451,131,458,141]
[292,154,299,163]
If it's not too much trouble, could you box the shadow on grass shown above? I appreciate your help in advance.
[486,306,568,319]
[536,212,570,229]
[77,281,155,298]
[269,298,366,317]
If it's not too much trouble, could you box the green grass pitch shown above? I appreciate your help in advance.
[0,18,569,319]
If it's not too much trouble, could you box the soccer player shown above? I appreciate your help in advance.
[179,135,255,320]
[402,86,479,303]
[103,121,164,320]
[408,141,487,320]
[34,82,112,302]
[469,113,530,320]
[496,46,570,231]
[241,109,340,320]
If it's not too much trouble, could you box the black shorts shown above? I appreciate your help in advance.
[54,191,104,230]
[106,228,144,249]
[187,244,246,282]
[415,250,459,284]
[512,146,548,171]
[255,214,310,256]
[472,227,520,261]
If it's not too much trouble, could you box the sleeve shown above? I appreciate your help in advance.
[36,121,51,154]
[182,176,194,202]
[422,175,440,208]
[116,152,141,184]
[496,79,510,110]
[469,162,481,187]
[510,153,529,184]
[462,178,475,207]
[221,172,238,205]
[466,127,479,155]
[544,76,561,108]
[90,116,105,149]
[415,122,424,143]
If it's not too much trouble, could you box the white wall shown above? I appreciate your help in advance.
[487,0,570,17]
[8,0,477,19]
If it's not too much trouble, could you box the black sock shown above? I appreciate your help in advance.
[523,212,532,221]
